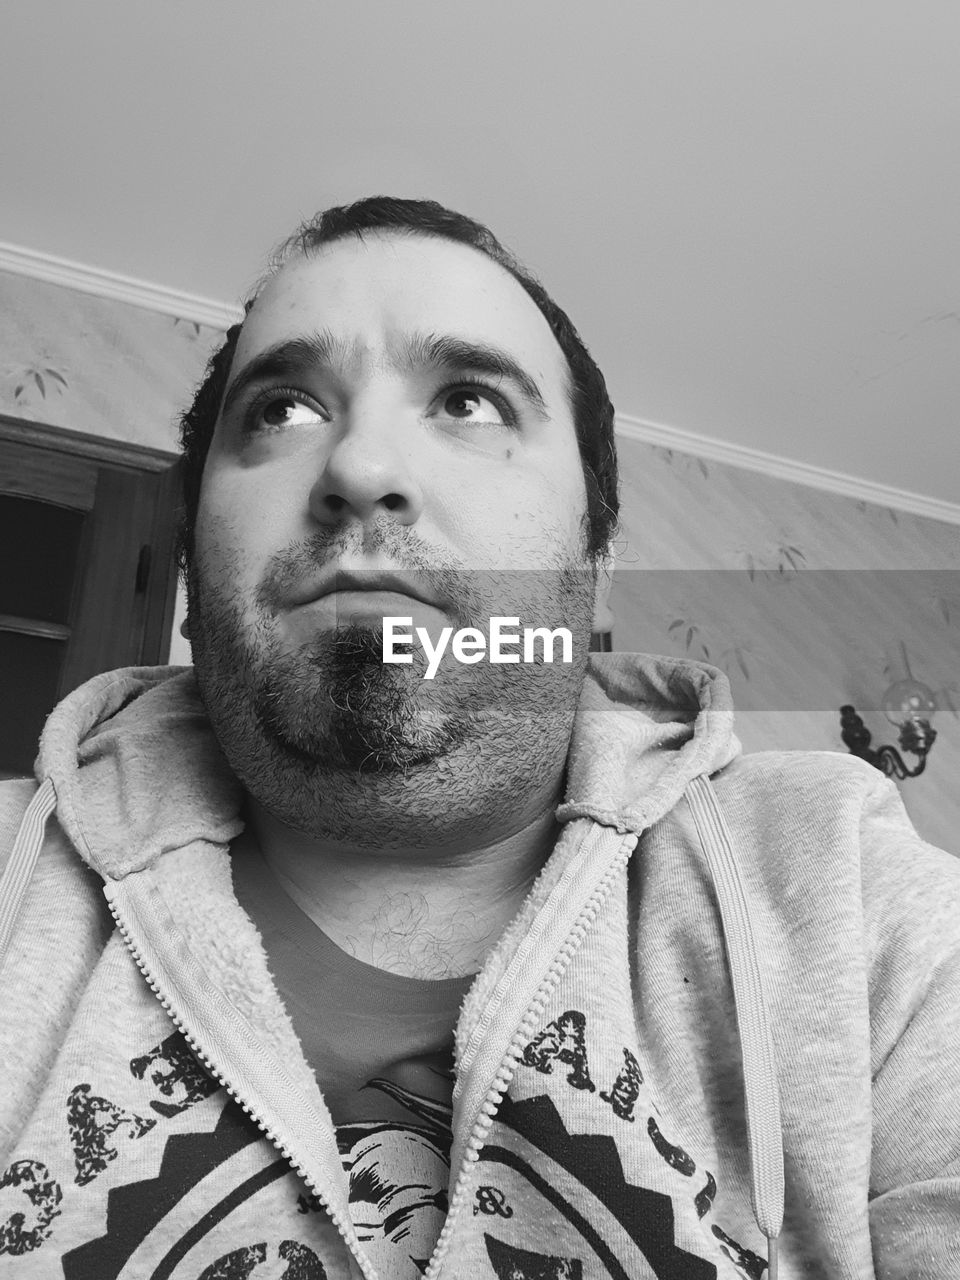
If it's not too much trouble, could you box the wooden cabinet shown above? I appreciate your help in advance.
[1,416,180,775]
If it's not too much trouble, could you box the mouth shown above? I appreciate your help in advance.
[306,570,442,611]
[279,570,450,639]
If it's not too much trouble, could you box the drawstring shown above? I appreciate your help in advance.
[686,774,784,1276]
[0,777,57,972]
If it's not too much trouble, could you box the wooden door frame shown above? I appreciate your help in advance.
[0,413,179,475]
[0,413,182,673]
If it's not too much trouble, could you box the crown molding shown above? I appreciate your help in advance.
[615,412,960,528]
[0,240,241,330]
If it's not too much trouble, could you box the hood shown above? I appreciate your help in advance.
[35,665,243,881]
[31,653,740,882]
[560,652,740,830]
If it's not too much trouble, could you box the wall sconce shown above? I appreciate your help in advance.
[840,678,938,779]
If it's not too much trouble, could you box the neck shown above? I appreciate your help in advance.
[245,793,563,979]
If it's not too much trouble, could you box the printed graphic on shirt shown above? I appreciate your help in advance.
[484,1233,583,1279]
[470,1009,768,1280]
[0,1159,63,1255]
[2,1020,767,1279]
[61,1095,280,1277]
[333,1076,453,1277]
[479,1093,719,1279]
[0,1033,331,1278]
[2,1035,453,1279]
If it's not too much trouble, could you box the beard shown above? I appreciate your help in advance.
[186,523,597,842]
[228,617,474,775]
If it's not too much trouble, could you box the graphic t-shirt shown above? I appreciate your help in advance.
[231,831,475,1275]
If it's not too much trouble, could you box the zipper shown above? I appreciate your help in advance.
[106,824,635,1280]
[424,830,637,1279]
[106,898,379,1280]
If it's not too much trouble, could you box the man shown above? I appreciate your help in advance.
[0,197,958,1280]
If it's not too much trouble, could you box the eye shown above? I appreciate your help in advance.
[247,392,326,433]
[434,385,511,427]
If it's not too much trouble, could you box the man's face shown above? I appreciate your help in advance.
[189,232,599,823]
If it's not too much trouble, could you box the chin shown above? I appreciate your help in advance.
[254,646,465,776]
[266,704,459,775]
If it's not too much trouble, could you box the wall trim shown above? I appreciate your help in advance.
[616,412,960,527]
[0,240,242,330]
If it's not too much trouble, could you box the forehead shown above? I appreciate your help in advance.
[235,232,570,393]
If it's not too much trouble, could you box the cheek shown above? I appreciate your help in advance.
[194,484,268,601]
[500,451,589,537]
[438,462,587,568]
[198,448,302,555]
[198,441,320,561]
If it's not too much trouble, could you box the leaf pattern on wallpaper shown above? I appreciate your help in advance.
[668,617,711,662]
[718,644,752,681]
[739,543,807,581]
[856,499,902,526]
[652,445,710,478]
[930,593,960,626]
[172,316,203,338]
[10,364,69,402]
[860,496,906,522]
[666,618,753,680]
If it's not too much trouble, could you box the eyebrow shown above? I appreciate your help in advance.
[219,333,347,422]
[396,331,550,417]
[219,329,550,422]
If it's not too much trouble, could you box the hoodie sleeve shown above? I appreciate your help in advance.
[859,774,960,1276]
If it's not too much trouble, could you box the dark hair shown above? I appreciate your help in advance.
[178,196,619,568]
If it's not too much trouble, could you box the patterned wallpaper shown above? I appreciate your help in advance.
[0,269,222,451]
[612,438,960,852]
[3,268,957,851]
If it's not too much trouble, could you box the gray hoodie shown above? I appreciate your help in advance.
[0,654,958,1278]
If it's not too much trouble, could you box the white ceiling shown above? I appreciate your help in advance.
[3,0,958,505]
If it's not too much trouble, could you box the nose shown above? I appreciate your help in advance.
[307,408,425,528]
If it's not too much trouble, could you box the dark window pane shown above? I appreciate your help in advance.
[0,495,85,624]
[0,630,65,774]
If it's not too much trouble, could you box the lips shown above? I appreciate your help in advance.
[294,569,443,611]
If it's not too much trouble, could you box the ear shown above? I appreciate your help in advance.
[179,616,192,640]
[592,550,615,634]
